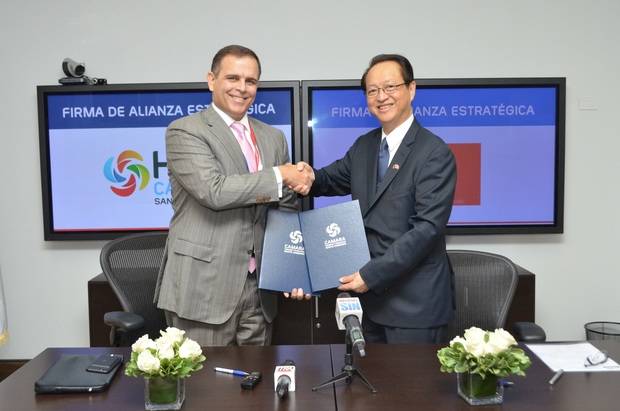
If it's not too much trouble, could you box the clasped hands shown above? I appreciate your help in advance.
[279,161,314,196]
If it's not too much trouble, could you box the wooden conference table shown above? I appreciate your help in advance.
[1,341,619,411]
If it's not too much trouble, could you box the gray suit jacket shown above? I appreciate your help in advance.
[311,120,456,328]
[154,105,297,325]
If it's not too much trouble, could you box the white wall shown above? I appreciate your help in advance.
[1,0,619,359]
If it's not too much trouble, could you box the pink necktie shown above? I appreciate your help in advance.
[230,122,258,172]
[230,121,257,274]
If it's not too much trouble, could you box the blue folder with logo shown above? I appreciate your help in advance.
[259,200,370,293]
[259,210,311,293]
[299,201,371,292]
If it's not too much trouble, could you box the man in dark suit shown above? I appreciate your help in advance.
[292,54,456,343]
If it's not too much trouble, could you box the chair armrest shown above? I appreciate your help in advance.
[104,311,145,332]
[512,321,547,343]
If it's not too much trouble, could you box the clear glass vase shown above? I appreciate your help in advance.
[456,372,503,405]
[144,377,185,410]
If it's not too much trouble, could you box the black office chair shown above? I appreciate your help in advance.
[100,232,168,346]
[447,250,545,342]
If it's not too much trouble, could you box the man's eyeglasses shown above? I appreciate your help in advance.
[366,83,408,98]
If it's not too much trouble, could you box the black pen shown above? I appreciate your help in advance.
[548,369,564,385]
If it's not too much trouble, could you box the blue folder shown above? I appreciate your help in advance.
[259,200,370,293]
[299,200,370,292]
[259,210,311,293]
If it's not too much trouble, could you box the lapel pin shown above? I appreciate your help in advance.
[392,164,400,170]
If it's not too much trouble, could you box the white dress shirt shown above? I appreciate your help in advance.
[211,103,284,196]
[380,114,415,164]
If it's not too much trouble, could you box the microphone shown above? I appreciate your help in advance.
[274,359,295,399]
[335,292,366,357]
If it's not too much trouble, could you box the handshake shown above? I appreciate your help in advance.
[278,162,315,196]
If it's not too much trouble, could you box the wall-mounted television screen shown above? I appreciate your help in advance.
[38,81,300,240]
[302,78,565,234]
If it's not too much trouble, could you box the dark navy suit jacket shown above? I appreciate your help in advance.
[311,119,457,328]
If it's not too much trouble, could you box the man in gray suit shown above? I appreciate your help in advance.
[155,45,313,346]
[291,54,456,344]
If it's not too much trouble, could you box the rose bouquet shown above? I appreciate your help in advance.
[437,327,531,378]
[125,327,206,379]
[437,327,531,405]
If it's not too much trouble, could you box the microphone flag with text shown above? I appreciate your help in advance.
[274,359,295,399]
[335,292,366,357]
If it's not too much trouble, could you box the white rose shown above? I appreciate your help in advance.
[131,334,156,354]
[463,327,488,357]
[463,327,486,345]
[488,329,517,354]
[179,339,202,359]
[155,336,175,360]
[137,350,161,373]
[466,341,488,357]
[161,327,186,344]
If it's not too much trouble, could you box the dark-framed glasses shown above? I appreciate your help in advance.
[366,82,408,98]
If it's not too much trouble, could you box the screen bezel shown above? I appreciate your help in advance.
[301,77,566,235]
[37,81,301,241]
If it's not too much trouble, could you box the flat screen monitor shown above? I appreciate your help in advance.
[302,78,565,234]
[38,81,300,240]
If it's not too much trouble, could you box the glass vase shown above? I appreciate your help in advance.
[144,376,185,410]
[456,372,503,405]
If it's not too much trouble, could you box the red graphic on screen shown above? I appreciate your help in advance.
[448,143,481,205]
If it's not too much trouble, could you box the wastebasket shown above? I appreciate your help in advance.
[584,321,620,341]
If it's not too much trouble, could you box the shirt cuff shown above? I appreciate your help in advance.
[272,166,283,198]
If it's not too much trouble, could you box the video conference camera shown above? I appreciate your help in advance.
[62,58,86,78]
[59,57,107,86]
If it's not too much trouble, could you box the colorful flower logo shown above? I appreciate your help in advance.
[103,150,150,197]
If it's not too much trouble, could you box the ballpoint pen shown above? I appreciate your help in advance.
[499,379,514,388]
[548,369,564,385]
[214,367,249,377]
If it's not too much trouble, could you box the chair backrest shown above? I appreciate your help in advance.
[100,232,168,343]
[447,250,519,339]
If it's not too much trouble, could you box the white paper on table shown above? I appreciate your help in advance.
[526,342,620,372]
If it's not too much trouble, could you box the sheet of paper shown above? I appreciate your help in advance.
[526,342,620,372]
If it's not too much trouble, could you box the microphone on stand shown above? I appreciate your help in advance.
[335,292,366,357]
[311,293,377,393]
[274,359,296,399]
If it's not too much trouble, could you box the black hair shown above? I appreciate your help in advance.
[360,54,414,91]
